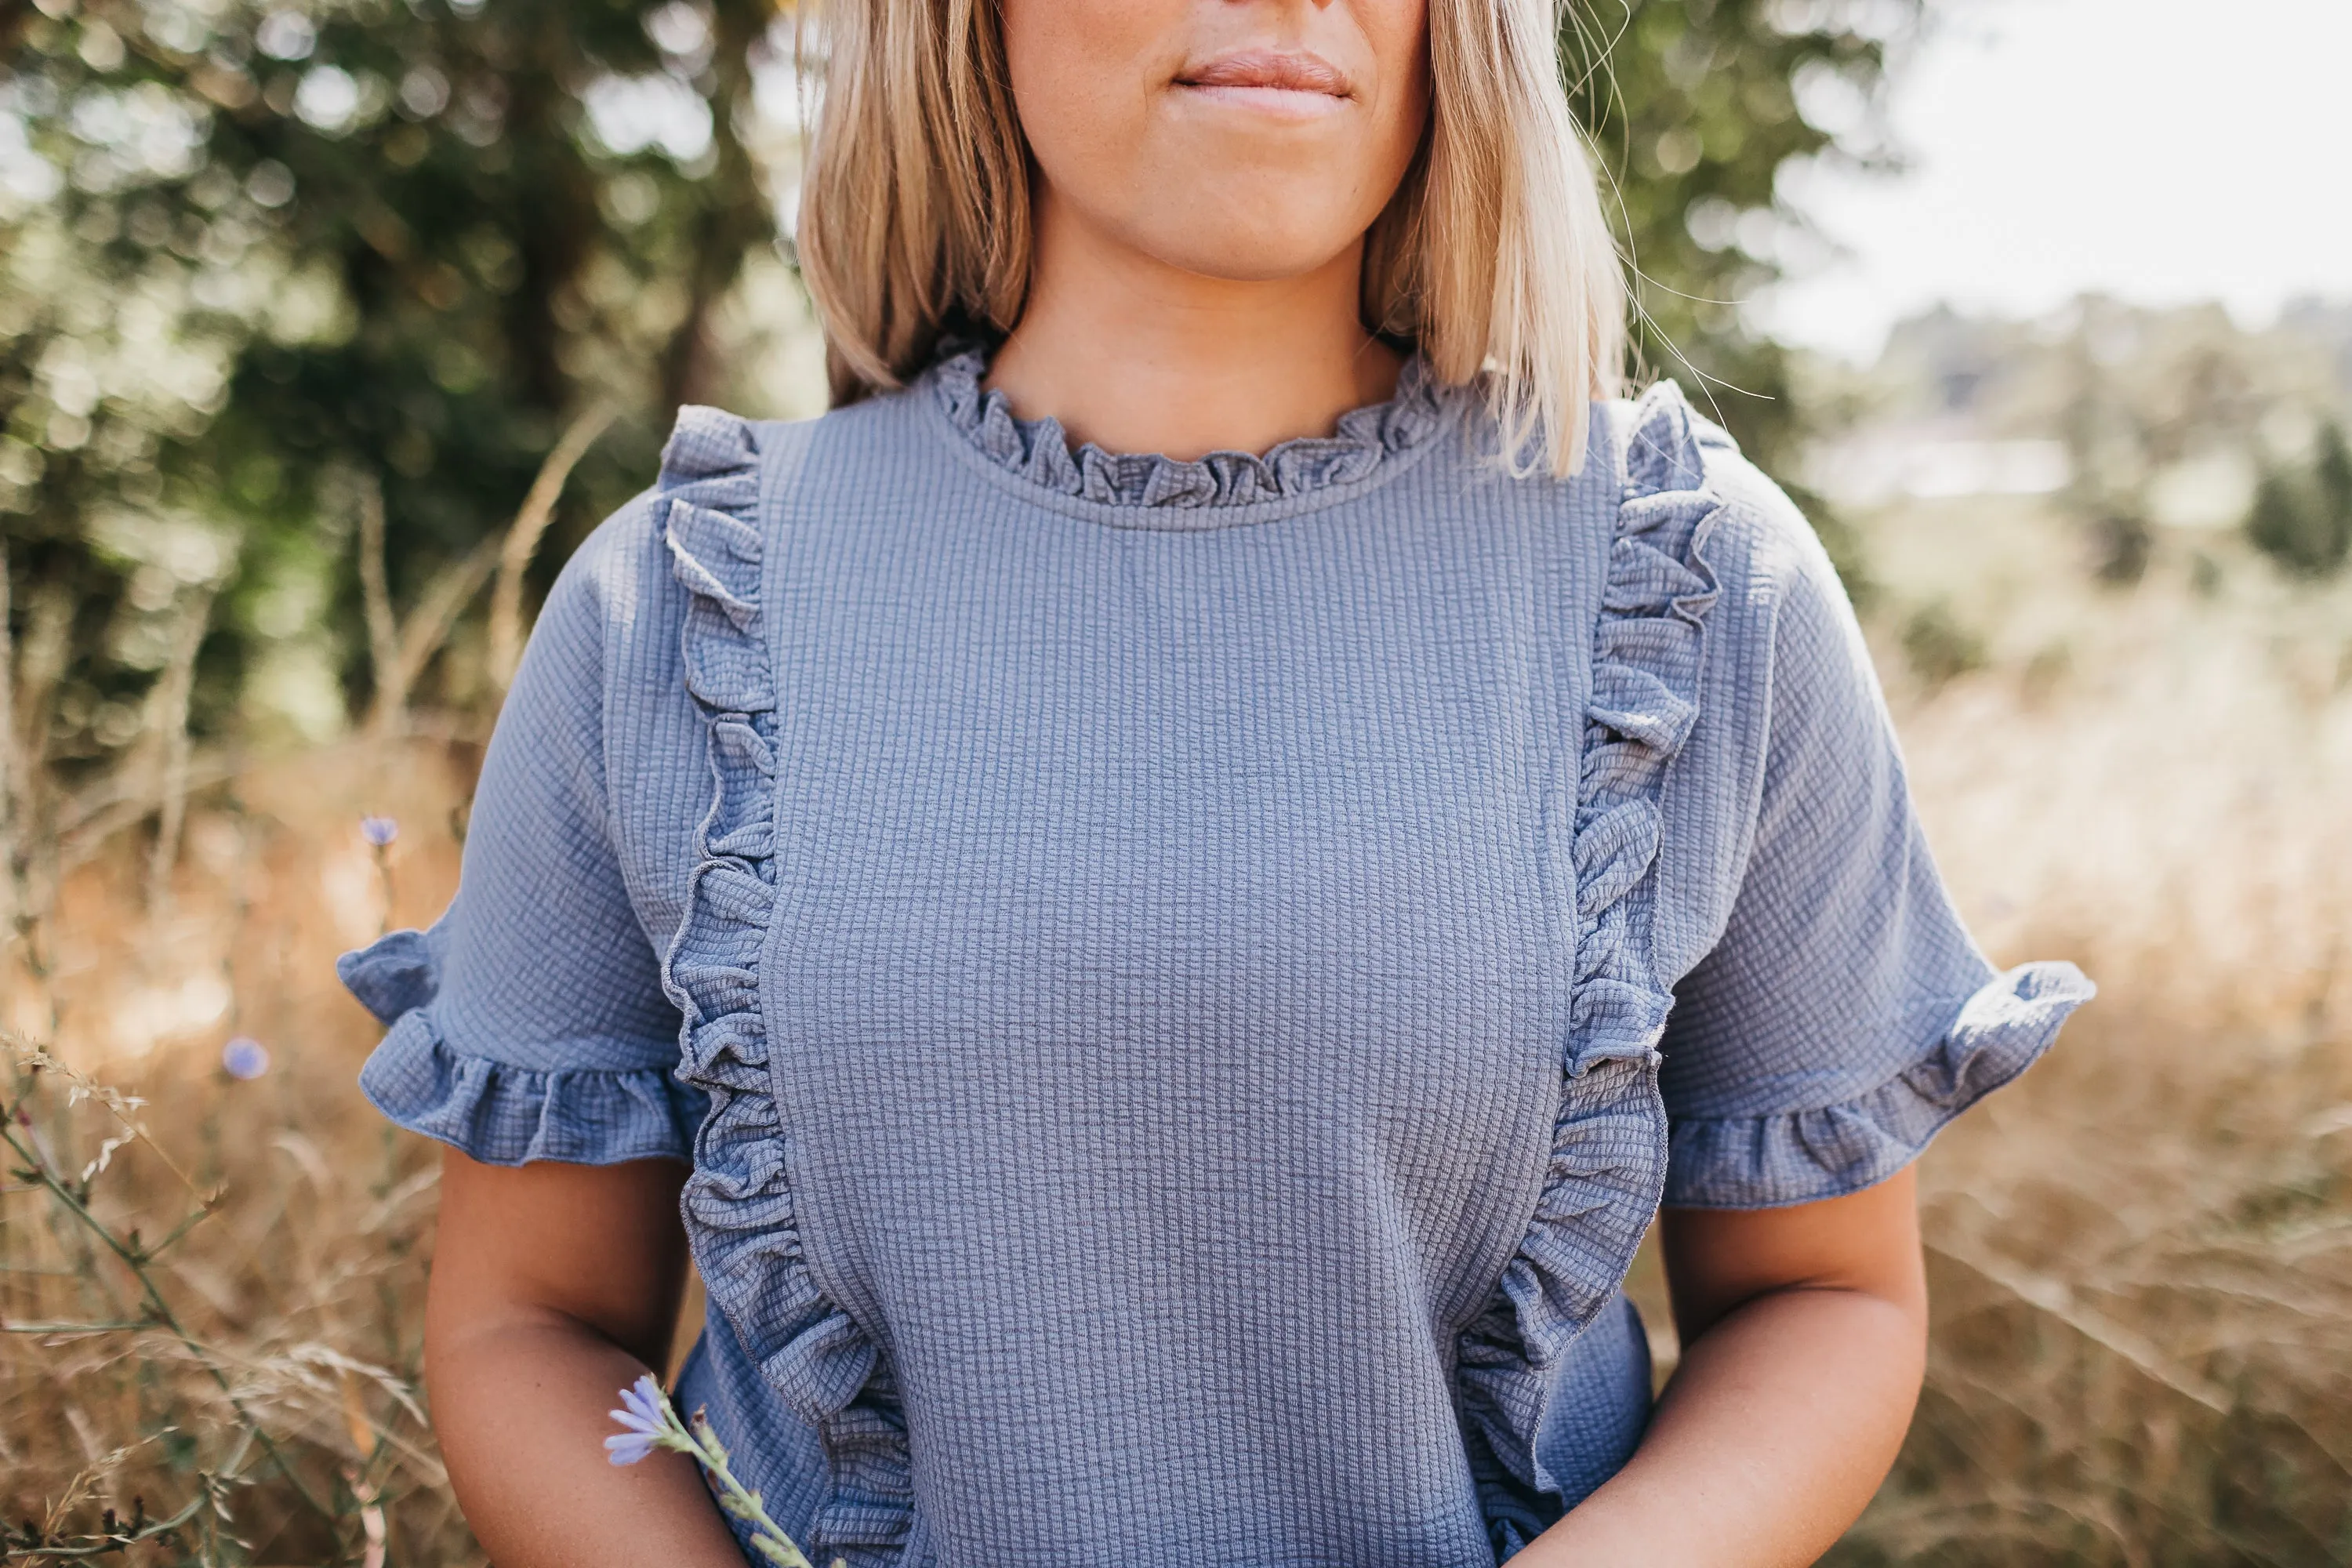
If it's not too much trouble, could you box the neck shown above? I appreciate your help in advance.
[983,196,1402,461]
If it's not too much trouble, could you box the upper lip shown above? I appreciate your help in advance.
[1174,48,1351,96]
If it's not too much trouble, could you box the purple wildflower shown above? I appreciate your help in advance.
[605,1374,669,1466]
[360,815,399,848]
[221,1037,270,1080]
[599,1377,818,1565]
[616,1374,666,1428]
[604,1429,657,1465]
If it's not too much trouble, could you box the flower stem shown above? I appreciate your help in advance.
[614,1376,843,1568]
[679,1413,818,1568]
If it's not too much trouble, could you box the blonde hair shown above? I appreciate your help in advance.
[795,0,1626,477]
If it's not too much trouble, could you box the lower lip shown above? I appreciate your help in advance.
[1174,82,1349,118]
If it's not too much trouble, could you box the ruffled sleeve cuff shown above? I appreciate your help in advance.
[1663,960,2095,1209]
[341,931,703,1168]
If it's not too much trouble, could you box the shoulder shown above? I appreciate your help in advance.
[500,484,681,723]
[1597,381,1848,633]
[538,386,914,647]
[539,394,838,639]
[657,389,929,529]
[551,485,662,618]
[1586,383,1886,974]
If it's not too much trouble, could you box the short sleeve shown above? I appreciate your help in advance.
[339,504,699,1166]
[1655,459,2092,1210]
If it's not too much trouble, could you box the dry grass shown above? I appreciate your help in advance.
[1828,510,2352,1566]
[2,742,478,1566]
[5,505,2349,1565]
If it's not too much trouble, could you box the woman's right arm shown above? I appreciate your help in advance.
[425,1149,749,1568]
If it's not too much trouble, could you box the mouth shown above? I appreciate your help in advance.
[1171,48,1352,117]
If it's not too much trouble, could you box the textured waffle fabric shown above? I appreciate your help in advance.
[342,347,2092,1567]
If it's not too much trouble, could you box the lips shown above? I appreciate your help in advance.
[1174,47,1351,101]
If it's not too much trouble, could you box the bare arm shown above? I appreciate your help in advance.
[425,1149,748,1568]
[1520,1167,1929,1566]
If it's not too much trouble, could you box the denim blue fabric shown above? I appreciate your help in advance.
[344,348,2090,1568]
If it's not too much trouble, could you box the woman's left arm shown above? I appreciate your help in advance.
[1521,1167,1929,1567]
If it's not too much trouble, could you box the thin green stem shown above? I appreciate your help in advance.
[681,1415,818,1568]
[624,1381,839,1568]
[141,1198,218,1260]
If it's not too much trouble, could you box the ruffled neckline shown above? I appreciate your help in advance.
[925,341,1457,511]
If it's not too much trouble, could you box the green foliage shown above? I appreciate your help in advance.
[1897,597,1985,689]
[2,0,777,783]
[0,0,1916,798]
[1566,0,1921,597]
[2246,423,2352,579]
[2089,511,2153,586]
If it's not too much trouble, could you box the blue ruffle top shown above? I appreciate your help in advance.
[341,346,2091,1567]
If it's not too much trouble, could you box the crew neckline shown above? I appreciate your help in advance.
[920,340,1463,525]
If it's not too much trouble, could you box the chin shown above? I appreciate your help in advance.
[1120,198,1370,285]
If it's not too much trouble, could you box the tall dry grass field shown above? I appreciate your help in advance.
[4,503,2347,1566]
[3,742,481,1564]
[1827,507,2352,1565]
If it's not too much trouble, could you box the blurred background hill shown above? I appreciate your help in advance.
[4,0,2350,1564]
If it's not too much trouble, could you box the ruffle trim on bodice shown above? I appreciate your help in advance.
[655,407,924,1567]
[1664,959,2093,1209]
[1454,382,1723,1558]
[339,932,706,1167]
[927,343,1456,509]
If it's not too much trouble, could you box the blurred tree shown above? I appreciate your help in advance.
[1865,296,2345,584]
[0,0,1920,884]
[1,0,779,887]
[1896,597,1986,691]
[2325,422,2352,546]
[1566,0,1926,594]
[2247,423,2352,580]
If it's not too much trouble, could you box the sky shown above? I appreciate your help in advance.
[1760,0,2352,362]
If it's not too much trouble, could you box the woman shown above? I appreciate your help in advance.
[339,0,2092,1563]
